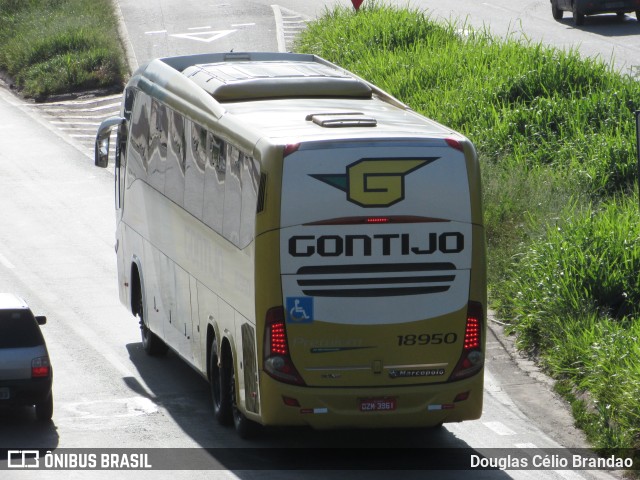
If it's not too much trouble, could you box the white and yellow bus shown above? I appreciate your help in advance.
[95,52,486,438]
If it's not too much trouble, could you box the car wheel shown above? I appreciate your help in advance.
[230,362,260,439]
[35,393,53,422]
[572,5,585,25]
[210,339,232,425]
[138,297,168,356]
[636,10,640,21]
[551,0,563,20]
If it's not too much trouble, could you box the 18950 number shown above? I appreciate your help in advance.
[397,333,457,346]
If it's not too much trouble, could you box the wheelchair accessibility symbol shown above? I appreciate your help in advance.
[286,297,314,324]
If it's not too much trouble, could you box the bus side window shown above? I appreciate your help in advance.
[203,132,225,234]
[223,145,242,246]
[165,110,186,207]
[148,100,168,194]
[128,91,150,185]
[239,156,260,249]
[185,122,206,219]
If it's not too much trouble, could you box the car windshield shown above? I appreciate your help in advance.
[0,310,45,348]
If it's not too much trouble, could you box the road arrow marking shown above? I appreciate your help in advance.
[170,29,236,43]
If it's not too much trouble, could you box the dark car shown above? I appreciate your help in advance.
[0,294,53,421]
[551,0,640,25]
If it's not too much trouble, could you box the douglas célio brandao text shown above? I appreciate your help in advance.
[470,453,633,470]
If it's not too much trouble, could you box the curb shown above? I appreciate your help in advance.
[486,310,593,450]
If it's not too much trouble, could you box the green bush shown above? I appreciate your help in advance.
[0,0,126,98]
[499,197,640,449]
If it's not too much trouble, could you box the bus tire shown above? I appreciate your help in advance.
[210,340,232,426]
[137,295,168,356]
[230,365,260,439]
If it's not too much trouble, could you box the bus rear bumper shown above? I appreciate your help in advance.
[256,372,484,429]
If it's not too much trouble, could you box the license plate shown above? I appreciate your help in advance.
[358,397,396,412]
[0,388,10,400]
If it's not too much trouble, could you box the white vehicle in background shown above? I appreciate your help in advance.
[95,52,486,438]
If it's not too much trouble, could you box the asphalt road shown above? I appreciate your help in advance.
[0,0,637,478]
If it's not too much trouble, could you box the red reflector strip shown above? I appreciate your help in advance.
[282,396,300,407]
[270,322,288,355]
[464,317,480,350]
[428,404,455,410]
[454,391,470,402]
[305,216,449,226]
[300,408,328,414]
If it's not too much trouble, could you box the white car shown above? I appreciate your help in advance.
[0,293,53,421]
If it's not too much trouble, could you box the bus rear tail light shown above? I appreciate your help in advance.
[32,357,51,378]
[283,143,301,157]
[445,137,464,152]
[264,307,305,386]
[449,302,484,381]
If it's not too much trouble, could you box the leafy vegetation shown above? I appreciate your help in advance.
[297,3,640,455]
[0,0,126,99]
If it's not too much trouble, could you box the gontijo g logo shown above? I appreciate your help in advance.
[310,158,438,208]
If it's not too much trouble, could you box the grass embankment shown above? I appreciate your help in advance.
[0,0,126,99]
[296,4,640,456]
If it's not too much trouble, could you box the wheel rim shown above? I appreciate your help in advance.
[138,301,150,348]
[211,343,222,411]
[230,368,242,425]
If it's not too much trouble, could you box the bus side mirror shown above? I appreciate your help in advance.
[95,116,125,168]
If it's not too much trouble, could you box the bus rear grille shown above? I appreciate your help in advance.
[295,263,456,298]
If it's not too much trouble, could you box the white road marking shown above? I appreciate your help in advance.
[272,5,310,52]
[170,29,236,43]
[557,470,587,480]
[61,396,158,420]
[50,122,100,126]
[188,26,212,30]
[0,252,15,269]
[145,30,167,35]
[482,2,510,12]
[483,421,517,435]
